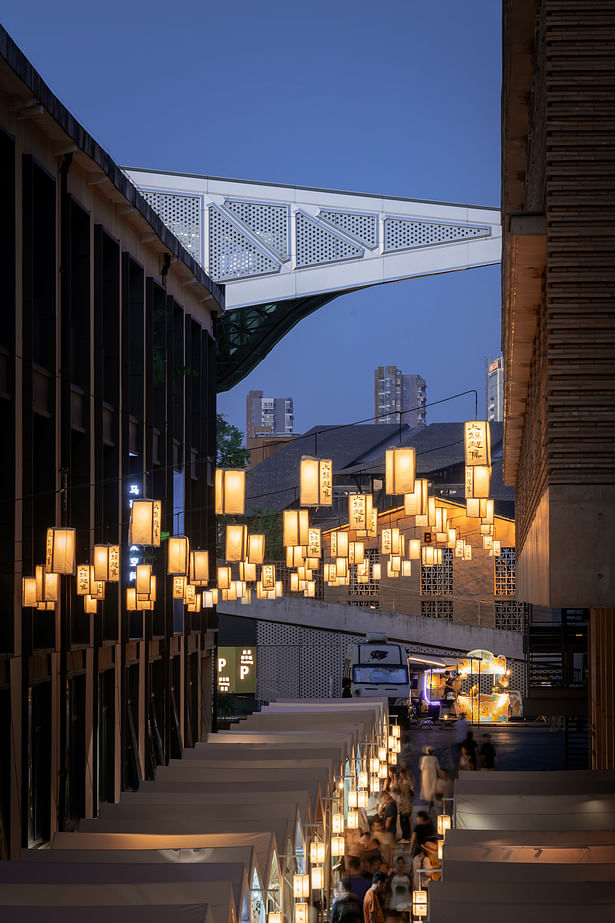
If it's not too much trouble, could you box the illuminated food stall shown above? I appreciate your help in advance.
[423,649,522,723]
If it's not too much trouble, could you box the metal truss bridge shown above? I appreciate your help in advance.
[125,168,501,391]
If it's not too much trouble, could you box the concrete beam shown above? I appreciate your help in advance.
[218,597,524,660]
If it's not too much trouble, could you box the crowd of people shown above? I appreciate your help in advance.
[331,723,497,922]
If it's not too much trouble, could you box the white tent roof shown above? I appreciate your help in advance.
[454,793,615,830]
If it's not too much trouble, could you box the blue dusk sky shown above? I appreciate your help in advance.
[3,0,502,436]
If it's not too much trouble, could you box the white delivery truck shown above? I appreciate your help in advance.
[344,633,410,717]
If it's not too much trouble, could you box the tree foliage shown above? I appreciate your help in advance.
[216,414,250,469]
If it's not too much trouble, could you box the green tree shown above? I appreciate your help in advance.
[216,414,250,469]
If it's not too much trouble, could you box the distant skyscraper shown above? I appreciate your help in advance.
[374,366,426,427]
[246,390,294,438]
[486,356,504,422]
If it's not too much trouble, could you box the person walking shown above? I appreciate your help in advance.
[331,878,363,923]
[461,730,478,770]
[387,855,411,915]
[395,766,414,842]
[363,872,386,923]
[479,733,496,770]
[409,810,436,858]
[418,745,440,808]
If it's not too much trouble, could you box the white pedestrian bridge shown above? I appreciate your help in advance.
[124,168,501,390]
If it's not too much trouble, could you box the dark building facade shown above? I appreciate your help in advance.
[0,28,223,858]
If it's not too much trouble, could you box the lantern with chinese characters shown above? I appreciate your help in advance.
[93,544,120,582]
[483,534,493,550]
[225,524,247,562]
[283,509,309,547]
[465,420,491,466]
[307,528,322,558]
[348,541,365,565]
[300,457,333,507]
[247,533,265,565]
[404,478,428,517]
[189,550,209,586]
[310,841,325,864]
[168,535,190,575]
[215,469,245,515]
[45,527,77,575]
[332,812,344,834]
[127,501,161,547]
[348,494,373,532]
[293,874,310,899]
[331,531,349,558]
[386,447,416,495]
[412,890,428,918]
[261,564,276,591]
[173,576,187,599]
[465,464,491,499]
[464,543,473,561]
[295,904,308,923]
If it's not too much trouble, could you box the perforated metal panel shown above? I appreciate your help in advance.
[255,622,353,700]
[383,218,490,252]
[141,190,202,261]
[495,547,517,596]
[209,205,281,281]
[349,549,380,607]
[295,212,363,268]
[319,210,378,249]
[224,200,289,261]
[495,600,528,631]
[421,549,453,596]
[420,600,454,620]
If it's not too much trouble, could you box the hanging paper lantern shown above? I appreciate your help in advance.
[136,564,152,595]
[239,561,257,582]
[385,447,416,495]
[127,501,161,547]
[348,494,373,532]
[247,533,266,565]
[45,526,77,575]
[84,595,98,614]
[349,541,365,565]
[310,841,326,864]
[465,465,491,499]
[372,563,381,581]
[225,524,247,562]
[293,874,310,899]
[21,577,37,607]
[261,564,276,591]
[215,469,245,515]
[283,509,309,547]
[464,420,491,467]
[300,457,333,506]
[168,535,190,575]
[307,528,322,558]
[217,566,231,590]
[295,904,309,923]
[93,544,120,582]
[189,550,209,586]
[173,576,187,599]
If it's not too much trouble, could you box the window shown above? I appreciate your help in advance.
[352,665,408,684]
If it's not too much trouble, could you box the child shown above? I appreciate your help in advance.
[387,856,411,916]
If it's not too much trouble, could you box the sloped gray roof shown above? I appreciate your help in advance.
[245,422,506,513]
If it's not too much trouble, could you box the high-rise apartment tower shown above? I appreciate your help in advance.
[374,367,426,427]
[246,390,294,438]
[486,356,504,423]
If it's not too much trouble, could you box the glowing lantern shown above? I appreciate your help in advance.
[269,914,283,923]
[349,542,365,565]
[290,573,300,593]
[45,526,76,575]
[455,539,465,558]
[304,581,315,598]
[379,763,388,779]
[126,588,137,611]
[295,904,308,923]
[217,566,231,590]
[241,588,253,605]
[335,557,348,578]
[189,550,209,586]
[307,528,322,558]
[466,498,481,518]
[300,457,333,506]
[492,540,501,556]
[447,528,457,549]
[127,501,161,547]
[225,524,247,562]
[346,810,359,829]
[389,751,398,766]
[437,813,451,836]
[465,465,491,499]
[407,539,421,560]
[331,531,349,558]
[283,509,309,547]
[215,469,245,515]
[247,533,266,564]
[93,544,120,582]
[370,757,380,774]
[480,523,494,537]
[404,478,428,517]
[84,595,98,614]
[331,835,345,856]
[385,446,416,495]
[372,563,381,581]
[481,499,495,524]
[261,564,276,590]
[401,560,412,577]
[136,564,152,595]
[203,589,218,607]
[386,560,399,579]
[434,507,447,534]
[238,561,256,582]
[483,534,493,550]
[381,528,401,555]
[275,581,284,598]
[311,867,324,890]
[358,770,368,789]
[293,874,310,899]
[348,789,358,808]
[392,725,400,739]
[287,545,305,568]
[348,494,373,532]
[378,746,387,761]
[437,840,443,860]
[22,577,37,607]
[332,812,344,834]
[168,535,190,575]
[357,790,368,807]
[310,841,325,864]
[464,543,473,561]
[412,890,428,918]
[421,546,436,567]
[173,576,187,599]
[465,420,491,466]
